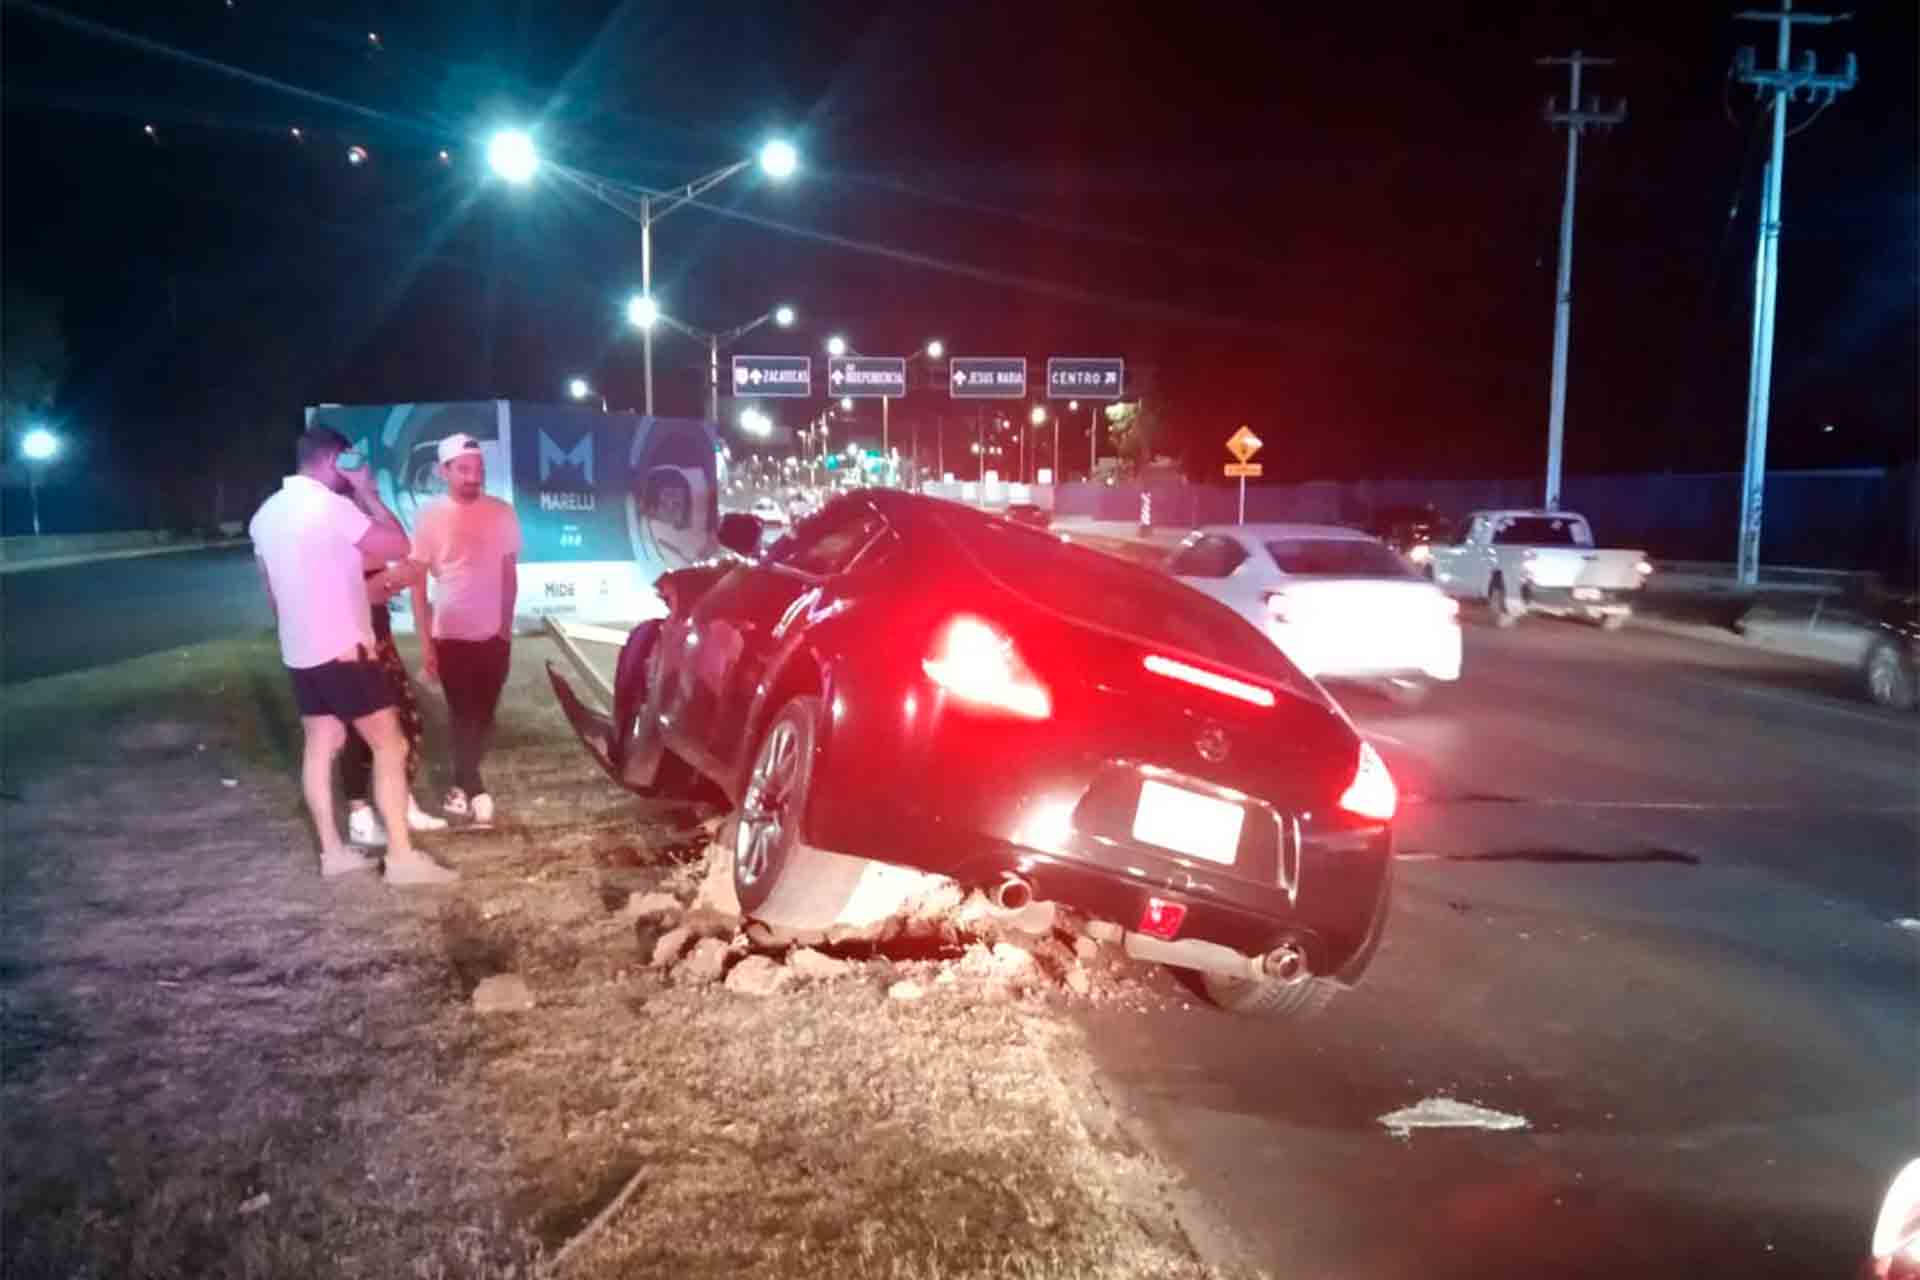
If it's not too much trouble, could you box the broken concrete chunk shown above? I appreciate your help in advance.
[1066,966,1092,996]
[1084,920,1123,944]
[1073,937,1101,964]
[724,955,792,997]
[692,849,742,921]
[886,979,926,1001]
[788,948,851,981]
[679,937,730,984]
[471,974,535,1014]
[650,926,692,969]
[1005,900,1057,937]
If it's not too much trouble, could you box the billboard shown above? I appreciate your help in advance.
[304,400,719,627]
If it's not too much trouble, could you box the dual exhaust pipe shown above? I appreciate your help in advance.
[988,874,1034,913]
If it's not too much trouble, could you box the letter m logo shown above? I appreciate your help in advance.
[539,431,593,487]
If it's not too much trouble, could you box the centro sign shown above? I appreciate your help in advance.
[731,355,812,399]
[828,356,906,398]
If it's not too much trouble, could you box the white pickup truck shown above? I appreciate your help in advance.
[1425,509,1652,629]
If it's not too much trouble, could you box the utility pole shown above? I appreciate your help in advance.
[1730,2,1856,586]
[1537,52,1626,512]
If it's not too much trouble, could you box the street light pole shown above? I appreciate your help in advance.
[641,195,654,416]
[708,332,719,426]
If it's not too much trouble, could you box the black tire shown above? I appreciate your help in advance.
[732,696,823,916]
[1598,611,1628,633]
[1488,577,1518,628]
[610,620,698,795]
[1199,972,1339,1020]
[1865,640,1919,711]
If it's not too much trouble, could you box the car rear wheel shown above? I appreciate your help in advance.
[1200,972,1338,1020]
[1597,611,1628,632]
[733,696,817,915]
[1866,640,1918,711]
[1488,578,1518,628]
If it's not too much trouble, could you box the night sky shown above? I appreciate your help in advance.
[3,0,1914,495]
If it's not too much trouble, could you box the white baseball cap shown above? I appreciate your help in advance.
[437,433,482,465]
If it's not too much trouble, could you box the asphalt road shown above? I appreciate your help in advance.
[1084,617,1920,1279]
[0,547,269,684]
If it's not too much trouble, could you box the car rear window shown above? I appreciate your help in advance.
[1492,516,1591,547]
[937,511,1318,697]
[1264,538,1414,579]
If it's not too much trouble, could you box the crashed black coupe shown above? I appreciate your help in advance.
[549,491,1395,1016]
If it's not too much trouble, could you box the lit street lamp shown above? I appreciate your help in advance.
[626,295,660,331]
[648,302,796,424]
[840,397,854,412]
[567,377,607,411]
[19,426,59,536]
[488,127,797,415]
[485,129,539,185]
[826,335,848,358]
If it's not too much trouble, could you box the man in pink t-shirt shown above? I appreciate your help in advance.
[408,433,522,827]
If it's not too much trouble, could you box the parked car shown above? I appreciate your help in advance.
[749,496,789,527]
[1004,502,1052,530]
[1863,594,1919,711]
[1167,524,1461,706]
[548,492,1396,1017]
[1426,509,1652,629]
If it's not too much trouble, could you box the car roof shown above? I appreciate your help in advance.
[1195,523,1378,542]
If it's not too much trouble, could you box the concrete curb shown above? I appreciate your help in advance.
[0,539,248,576]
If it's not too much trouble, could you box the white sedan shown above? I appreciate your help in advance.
[1167,524,1462,705]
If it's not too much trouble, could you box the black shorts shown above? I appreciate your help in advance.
[288,657,394,722]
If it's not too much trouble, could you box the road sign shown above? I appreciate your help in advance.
[949,357,1027,399]
[731,355,812,399]
[828,356,906,398]
[1226,425,1263,464]
[1224,462,1263,478]
[1046,357,1125,400]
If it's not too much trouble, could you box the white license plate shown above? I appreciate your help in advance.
[1573,587,1602,601]
[1132,780,1245,865]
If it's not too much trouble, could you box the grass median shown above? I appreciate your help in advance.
[0,628,1244,1279]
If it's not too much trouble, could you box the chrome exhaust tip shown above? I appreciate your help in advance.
[1262,941,1310,984]
[989,874,1034,913]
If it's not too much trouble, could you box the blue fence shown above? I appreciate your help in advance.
[1057,467,1917,573]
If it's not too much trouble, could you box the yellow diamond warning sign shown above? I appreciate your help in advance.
[1226,425,1263,464]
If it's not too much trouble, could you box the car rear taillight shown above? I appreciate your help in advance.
[1339,741,1398,822]
[1142,654,1277,708]
[922,615,1051,719]
[1138,897,1187,941]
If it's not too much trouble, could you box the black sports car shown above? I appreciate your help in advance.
[549,491,1396,1016]
[1004,502,1052,530]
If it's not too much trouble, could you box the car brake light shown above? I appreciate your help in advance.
[1143,654,1277,707]
[1339,741,1397,822]
[922,615,1051,719]
[1138,897,1186,941]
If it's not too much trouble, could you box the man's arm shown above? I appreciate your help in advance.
[343,465,410,562]
[499,554,518,639]
[255,556,278,622]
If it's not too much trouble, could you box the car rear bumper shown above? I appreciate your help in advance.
[1271,620,1462,683]
[806,691,1395,984]
[1522,584,1636,612]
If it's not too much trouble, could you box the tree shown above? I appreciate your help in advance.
[1104,400,1165,475]
[2,288,66,442]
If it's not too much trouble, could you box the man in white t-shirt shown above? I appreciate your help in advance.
[408,433,522,827]
[248,427,457,885]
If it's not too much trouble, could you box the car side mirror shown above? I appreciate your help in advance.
[717,512,764,558]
